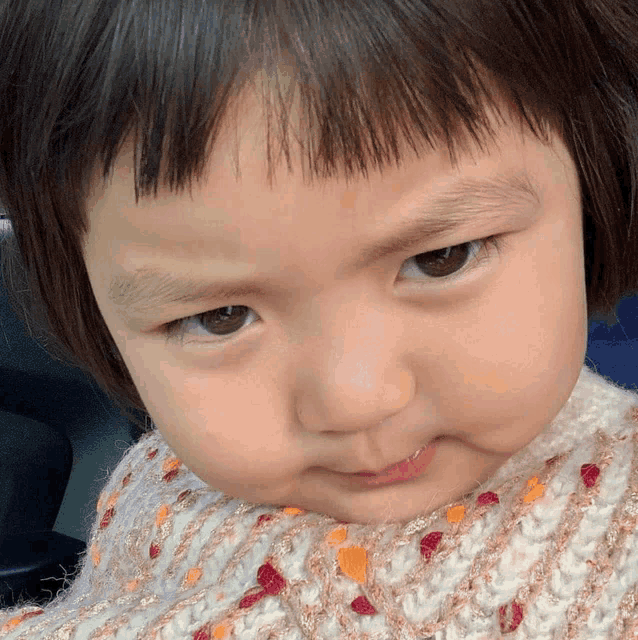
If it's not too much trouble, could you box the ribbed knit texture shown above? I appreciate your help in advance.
[2,364,638,639]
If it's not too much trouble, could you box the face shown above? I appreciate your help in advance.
[84,94,588,525]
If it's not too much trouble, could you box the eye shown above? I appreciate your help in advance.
[399,234,503,283]
[160,305,260,348]
[158,234,504,348]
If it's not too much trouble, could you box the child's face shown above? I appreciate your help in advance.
[84,97,587,524]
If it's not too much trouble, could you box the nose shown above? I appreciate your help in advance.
[295,297,415,435]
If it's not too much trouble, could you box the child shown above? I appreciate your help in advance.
[1,0,638,637]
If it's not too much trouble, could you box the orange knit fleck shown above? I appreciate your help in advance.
[3,616,22,631]
[447,505,466,523]
[283,507,304,515]
[156,504,170,527]
[213,623,230,638]
[1,609,44,633]
[185,568,203,587]
[91,545,101,567]
[327,527,348,545]
[524,482,545,502]
[523,476,545,502]
[338,546,367,584]
[126,579,139,592]
[163,457,181,473]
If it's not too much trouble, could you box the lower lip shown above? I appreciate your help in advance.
[347,442,438,487]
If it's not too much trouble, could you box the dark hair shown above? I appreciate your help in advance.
[1,0,638,435]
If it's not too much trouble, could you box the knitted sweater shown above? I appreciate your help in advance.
[2,364,638,640]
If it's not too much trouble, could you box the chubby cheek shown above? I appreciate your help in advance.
[463,369,510,394]
[432,255,587,454]
[128,349,295,492]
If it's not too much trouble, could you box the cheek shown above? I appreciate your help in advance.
[430,245,586,451]
[463,370,510,393]
[131,354,296,481]
[139,360,237,447]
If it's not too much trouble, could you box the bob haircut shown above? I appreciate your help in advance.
[1,0,638,435]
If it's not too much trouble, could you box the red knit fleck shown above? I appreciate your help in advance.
[499,601,524,632]
[239,589,267,608]
[20,611,44,622]
[163,468,179,482]
[238,562,286,609]
[257,562,286,595]
[257,514,273,525]
[580,463,600,488]
[149,542,161,559]
[193,628,209,640]
[477,491,499,506]
[148,449,158,459]
[420,531,443,561]
[99,507,115,529]
[177,489,192,502]
[122,473,132,487]
[351,595,376,614]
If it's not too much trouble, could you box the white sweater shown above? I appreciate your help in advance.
[2,364,638,639]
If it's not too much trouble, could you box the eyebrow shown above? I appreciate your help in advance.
[108,171,540,320]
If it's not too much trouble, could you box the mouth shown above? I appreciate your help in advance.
[345,441,439,487]
[354,445,428,477]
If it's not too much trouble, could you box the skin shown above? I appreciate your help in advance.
[83,91,588,525]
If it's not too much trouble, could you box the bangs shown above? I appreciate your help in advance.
[79,0,560,202]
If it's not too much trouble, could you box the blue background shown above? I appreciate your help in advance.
[586,295,638,392]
